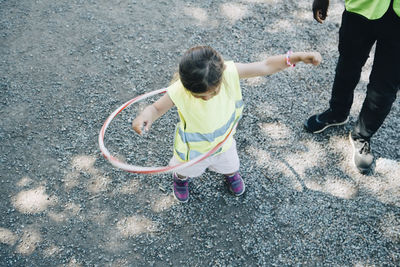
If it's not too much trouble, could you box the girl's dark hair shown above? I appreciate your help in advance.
[179,46,225,94]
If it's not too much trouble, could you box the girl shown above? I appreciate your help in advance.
[132,46,321,203]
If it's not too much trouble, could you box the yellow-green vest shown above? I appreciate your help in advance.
[167,61,243,162]
[345,0,400,20]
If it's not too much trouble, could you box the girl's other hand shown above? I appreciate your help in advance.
[132,116,152,135]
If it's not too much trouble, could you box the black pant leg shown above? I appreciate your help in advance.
[329,11,376,116]
[353,7,400,140]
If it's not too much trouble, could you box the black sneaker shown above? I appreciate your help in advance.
[349,132,374,174]
[304,108,349,133]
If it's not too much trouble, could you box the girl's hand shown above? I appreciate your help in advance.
[132,114,153,135]
[301,52,322,66]
[131,94,175,135]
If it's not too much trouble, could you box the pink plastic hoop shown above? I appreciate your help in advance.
[98,88,238,174]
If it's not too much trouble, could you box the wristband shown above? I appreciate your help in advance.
[286,50,296,67]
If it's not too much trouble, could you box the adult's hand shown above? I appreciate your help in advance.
[312,0,329,23]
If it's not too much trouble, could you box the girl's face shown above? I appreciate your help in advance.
[191,85,221,101]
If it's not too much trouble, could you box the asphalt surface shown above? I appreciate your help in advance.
[1,0,399,266]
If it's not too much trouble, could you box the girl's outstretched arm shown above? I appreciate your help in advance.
[235,52,322,79]
[132,93,174,135]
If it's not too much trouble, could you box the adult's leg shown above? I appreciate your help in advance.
[353,8,400,140]
[329,11,376,117]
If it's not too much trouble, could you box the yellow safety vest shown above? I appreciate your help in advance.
[345,0,400,20]
[167,61,243,162]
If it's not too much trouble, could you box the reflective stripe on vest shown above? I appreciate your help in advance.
[174,114,242,161]
[175,146,223,161]
[177,100,243,144]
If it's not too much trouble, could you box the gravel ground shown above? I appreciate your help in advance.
[1,0,399,266]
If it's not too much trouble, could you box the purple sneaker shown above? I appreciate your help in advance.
[225,172,245,196]
[173,173,189,203]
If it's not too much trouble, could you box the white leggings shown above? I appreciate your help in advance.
[169,139,240,177]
